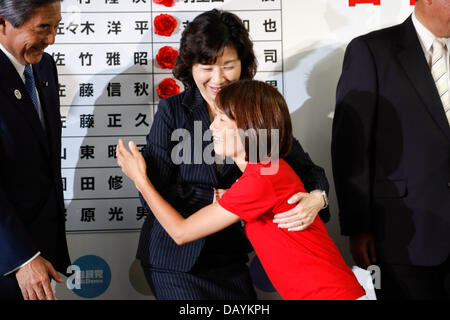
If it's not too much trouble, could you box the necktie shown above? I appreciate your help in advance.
[23,65,41,119]
[431,38,450,125]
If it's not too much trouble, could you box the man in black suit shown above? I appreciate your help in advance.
[0,0,70,300]
[332,0,449,300]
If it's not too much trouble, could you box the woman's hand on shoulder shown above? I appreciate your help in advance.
[272,191,325,231]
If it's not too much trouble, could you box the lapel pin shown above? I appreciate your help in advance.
[14,89,22,100]
[42,81,49,87]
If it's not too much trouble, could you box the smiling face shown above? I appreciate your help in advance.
[209,108,245,161]
[191,46,242,109]
[0,2,61,65]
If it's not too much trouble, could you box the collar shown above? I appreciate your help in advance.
[412,11,436,54]
[181,86,206,111]
[0,42,27,81]
[412,11,450,52]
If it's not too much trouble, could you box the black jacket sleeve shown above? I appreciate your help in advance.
[284,137,330,223]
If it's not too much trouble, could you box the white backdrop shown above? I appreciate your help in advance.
[53,0,416,300]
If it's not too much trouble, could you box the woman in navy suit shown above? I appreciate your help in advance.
[137,9,330,300]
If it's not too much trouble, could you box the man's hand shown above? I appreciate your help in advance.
[15,256,63,300]
[349,232,377,269]
[273,191,325,231]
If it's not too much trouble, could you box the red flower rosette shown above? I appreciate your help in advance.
[157,78,180,99]
[152,0,174,7]
[154,14,178,37]
[156,46,179,69]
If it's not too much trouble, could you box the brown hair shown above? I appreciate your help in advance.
[215,80,292,162]
[173,9,257,88]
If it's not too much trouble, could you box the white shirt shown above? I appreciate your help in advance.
[412,11,450,91]
[0,42,41,275]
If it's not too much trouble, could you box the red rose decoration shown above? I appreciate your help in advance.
[154,14,178,37]
[156,46,179,69]
[152,0,174,7]
[157,78,180,99]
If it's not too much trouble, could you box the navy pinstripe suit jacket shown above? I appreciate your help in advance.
[137,87,330,272]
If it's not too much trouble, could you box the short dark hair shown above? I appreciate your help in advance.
[215,80,293,162]
[173,9,257,88]
[0,0,60,28]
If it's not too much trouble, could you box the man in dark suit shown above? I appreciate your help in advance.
[0,0,70,300]
[332,0,450,300]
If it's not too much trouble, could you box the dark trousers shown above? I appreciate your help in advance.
[376,255,450,300]
[141,261,257,300]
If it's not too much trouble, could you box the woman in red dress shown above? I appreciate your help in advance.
[116,80,366,300]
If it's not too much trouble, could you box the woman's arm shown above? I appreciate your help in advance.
[117,139,240,245]
[141,98,214,215]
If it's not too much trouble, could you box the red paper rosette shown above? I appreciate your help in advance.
[154,14,178,37]
[157,78,180,99]
[152,0,174,7]
[156,46,179,69]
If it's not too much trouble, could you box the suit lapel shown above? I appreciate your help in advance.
[182,89,239,183]
[220,162,237,177]
[396,16,450,141]
[0,50,50,155]
[182,88,218,185]
[34,61,59,159]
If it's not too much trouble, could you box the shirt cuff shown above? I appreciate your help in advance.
[3,252,41,276]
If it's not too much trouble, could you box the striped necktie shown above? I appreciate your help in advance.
[431,38,450,125]
[24,64,40,116]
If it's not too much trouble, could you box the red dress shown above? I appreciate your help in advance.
[218,159,365,300]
